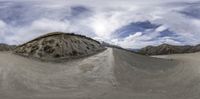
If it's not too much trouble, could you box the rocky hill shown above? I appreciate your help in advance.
[14,32,105,61]
[138,44,200,55]
[0,43,16,51]
[1,47,200,99]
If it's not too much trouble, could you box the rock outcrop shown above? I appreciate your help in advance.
[138,44,200,55]
[14,32,105,61]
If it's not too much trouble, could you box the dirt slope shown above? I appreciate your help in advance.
[0,48,200,99]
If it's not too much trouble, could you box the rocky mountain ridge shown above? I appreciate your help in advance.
[14,32,105,61]
[0,43,16,51]
[138,44,200,55]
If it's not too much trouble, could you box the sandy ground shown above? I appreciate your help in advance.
[0,48,199,99]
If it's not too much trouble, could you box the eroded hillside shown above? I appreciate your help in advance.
[14,32,105,61]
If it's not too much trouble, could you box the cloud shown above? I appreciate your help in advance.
[16,18,70,42]
[89,10,137,38]
[0,20,7,43]
[114,32,156,49]
[113,21,160,38]
[155,25,168,32]
[0,20,6,36]
[0,0,200,49]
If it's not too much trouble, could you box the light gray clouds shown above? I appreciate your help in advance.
[0,0,200,48]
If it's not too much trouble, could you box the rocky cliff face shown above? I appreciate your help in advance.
[14,32,105,61]
[138,44,200,55]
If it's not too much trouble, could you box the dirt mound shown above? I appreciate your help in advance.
[14,32,105,61]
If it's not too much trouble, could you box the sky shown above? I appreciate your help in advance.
[0,0,200,49]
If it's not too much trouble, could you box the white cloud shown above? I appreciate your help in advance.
[30,18,69,32]
[0,0,200,49]
[0,20,10,43]
[161,37,182,45]
[0,20,7,37]
[9,19,70,43]
[156,25,168,32]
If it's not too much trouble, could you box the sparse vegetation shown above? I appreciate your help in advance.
[14,32,105,61]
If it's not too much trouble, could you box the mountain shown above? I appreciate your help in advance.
[1,46,200,99]
[14,32,105,61]
[0,43,16,51]
[137,44,200,55]
[0,33,200,99]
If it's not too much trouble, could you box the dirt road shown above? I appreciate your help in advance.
[0,48,199,99]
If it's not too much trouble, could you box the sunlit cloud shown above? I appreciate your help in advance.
[0,0,200,48]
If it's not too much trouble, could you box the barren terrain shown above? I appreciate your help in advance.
[0,48,199,99]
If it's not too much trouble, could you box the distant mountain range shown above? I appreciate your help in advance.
[100,42,200,55]
[1,38,200,56]
[0,43,16,51]
[101,41,136,53]
[137,44,200,55]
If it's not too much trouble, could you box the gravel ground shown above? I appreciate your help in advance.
[0,48,199,99]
